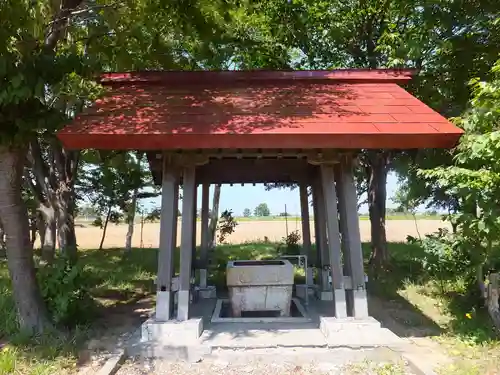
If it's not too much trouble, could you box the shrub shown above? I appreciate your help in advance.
[217,210,238,244]
[0,286,18,336]
[278,230,301,256]
[37,257,96,328]
[407,228,473,293]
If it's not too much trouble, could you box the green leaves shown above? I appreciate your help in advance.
[415,60,500,282]
[0,0,102,145]
[78,150,156,225]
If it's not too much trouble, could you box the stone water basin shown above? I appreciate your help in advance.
[226,259,294,317]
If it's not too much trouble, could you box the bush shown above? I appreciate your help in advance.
[407,228,473,292]
[278,230,301,256]
[37,257,96,328]
[0,286,18,336]
[217,210,238,244]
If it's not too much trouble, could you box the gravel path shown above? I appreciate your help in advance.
[115,348,417,375]
[116,359,414,375]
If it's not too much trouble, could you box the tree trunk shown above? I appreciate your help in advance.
[27,137,79,262]
[57,186,77,262]
[367,151,389,268]
[37,213,45,249]
[125,187,139,253]
[39,208,56,263]
[29,215,37,248]
[0,220,5,251]
[0,146,50,333]
[99,205,112,251]
[208,184,221,249]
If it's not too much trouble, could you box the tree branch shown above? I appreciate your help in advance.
[29,138,52,200]
[44,0,86,50]
[47,3,119,25]
[24,170,46,205]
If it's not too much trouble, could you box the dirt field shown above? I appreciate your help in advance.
[73,219,450,249]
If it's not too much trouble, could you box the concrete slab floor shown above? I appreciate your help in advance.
[201,323,327,348]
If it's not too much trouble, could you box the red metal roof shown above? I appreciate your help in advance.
[57,70,463,150]
[99,69,415,84]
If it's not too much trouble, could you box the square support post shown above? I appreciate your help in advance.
[320,164,347,318]
[199,184,210,289]
[178,165,196,321]
[337,157,369,318]
[191,185,197,271]
[156,158,179,321]
[299,183,312,257]
[299,183,313,286]
[313,173,330,296]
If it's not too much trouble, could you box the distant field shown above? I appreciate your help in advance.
[233,214,441,221]
[69,218,450,250]
[77,213,441,224]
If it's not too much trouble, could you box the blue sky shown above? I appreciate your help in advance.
[141,172,401,216]
[210,172,400,216]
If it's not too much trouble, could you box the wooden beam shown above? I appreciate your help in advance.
[147,151,357,185]
[196,158,313,184]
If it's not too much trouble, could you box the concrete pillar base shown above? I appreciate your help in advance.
[195,285,217,299]
[155,291,174,321]
[352,289,369,318]
[334,289,348,318]
[177,290,190,321]
[141,316,203,343]
[316,290,334,301]
[306,267,314,286]
[320,269,330,291]
[319,316,402,347]
[199,269,208,289]
[296,284,316,300]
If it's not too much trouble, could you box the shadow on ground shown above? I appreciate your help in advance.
[1,240,497,369]
[77,242,447,341]
[77,242,497,342]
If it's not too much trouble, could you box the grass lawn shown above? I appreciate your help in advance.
[0,241,498,374]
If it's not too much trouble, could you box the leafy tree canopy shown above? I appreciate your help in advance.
[254,203,271,217]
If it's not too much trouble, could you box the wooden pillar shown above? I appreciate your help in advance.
[337,157,368,318]
[299,184,312,257]
[320,163,347,318]
[172,183,179,270]
[313,173,330,293]
[299,182,313,287]
[178,165,196,321]
[191,185,198,272]
[199,183,210,288]
[156,158,179,321]
[312,184,320,267]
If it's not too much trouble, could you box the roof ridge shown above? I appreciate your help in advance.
[99,69,416,85]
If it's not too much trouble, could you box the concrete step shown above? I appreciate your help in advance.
[201,326,327,348]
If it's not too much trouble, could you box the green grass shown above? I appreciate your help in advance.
[0,240,498,374]
[362,243,500,375]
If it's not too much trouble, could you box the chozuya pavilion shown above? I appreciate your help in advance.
[58,69,463,351]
